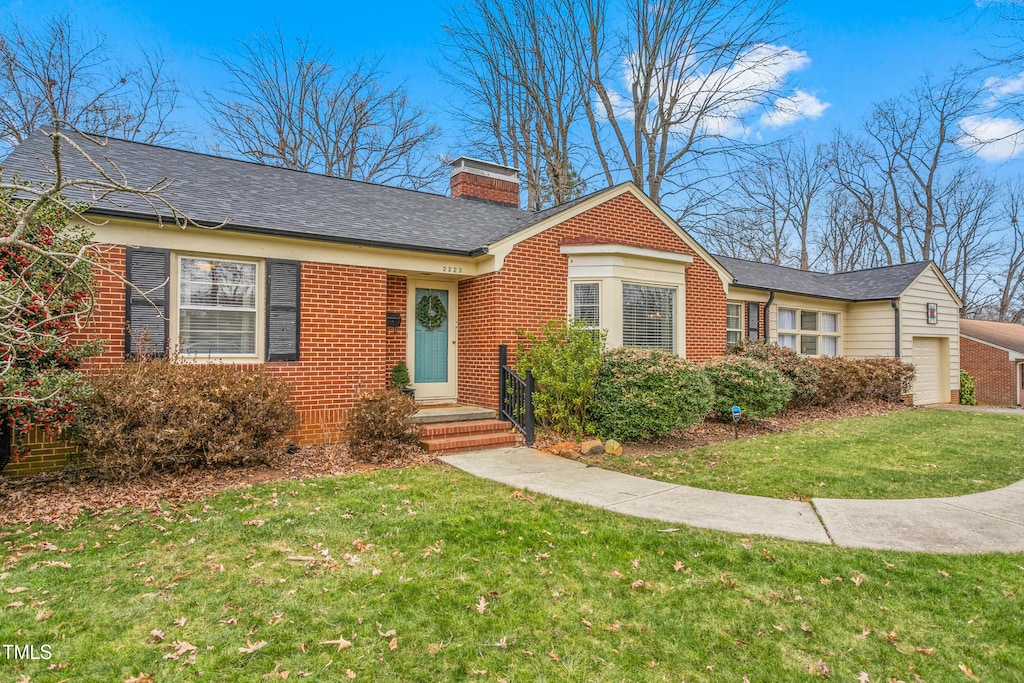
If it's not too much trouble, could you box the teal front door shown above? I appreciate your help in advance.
[410,283,457,400]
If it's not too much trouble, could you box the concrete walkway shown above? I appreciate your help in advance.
[440,448,1024,554]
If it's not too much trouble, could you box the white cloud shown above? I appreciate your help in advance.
[958,114,1024,161]
[600,43,818,139]
[760,89,831,128]
[984,71,1024,96]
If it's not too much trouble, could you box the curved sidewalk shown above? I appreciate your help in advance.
[440,448,1024,554]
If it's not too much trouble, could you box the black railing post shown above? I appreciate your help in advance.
[498,344,508,420]
[524,369,535,446]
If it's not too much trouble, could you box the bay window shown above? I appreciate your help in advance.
[623,283,675,352]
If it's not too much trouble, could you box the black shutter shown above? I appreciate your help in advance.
[125,247,170,356]
[266,259,301,361]
[746,302,760,341]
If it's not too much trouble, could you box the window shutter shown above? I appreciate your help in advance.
[266,259,301,361]
[125,247,170,356]
[746,302,760,340]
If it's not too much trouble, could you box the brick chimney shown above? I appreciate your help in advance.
[449,157,520,208]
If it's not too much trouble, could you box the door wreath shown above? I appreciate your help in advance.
[416,293,447,330]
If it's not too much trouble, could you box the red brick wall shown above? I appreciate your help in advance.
[386,275,407,378]
[458,191,727,410]
[5,256,390,475]
[450,172,519,207]
[961,336,1018,406]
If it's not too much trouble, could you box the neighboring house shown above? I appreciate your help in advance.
[715,256,962,405]
[0,130,963,473]
[960,319,1024,407]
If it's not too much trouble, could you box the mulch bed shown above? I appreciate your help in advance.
[0,445,436,529]
[1,401,908,528]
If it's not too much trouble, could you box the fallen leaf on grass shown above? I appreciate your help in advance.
[630,580,645,590]
[548,651,560,662]
[285,556,316,562]
[609,570,624,579]
[851,572,866,588]
[388,637,397,652]
[917,647,935,655]
[6,601,24,608]
[345,670,356,679]
[149,630,164,643]
[124,674,155,683]
[239,640,268,654]
[321,636,352,651]
[807,660,831,677]
[938,569,950,578]
[174,616,187,627]
[42,561,71,569]
[476,596,488,614]
[163,640,198,664]
[5,587,27,594]
[35,609,53,621]
[858,627,872,639]
[858,673,870,683]
[959,664,980,681]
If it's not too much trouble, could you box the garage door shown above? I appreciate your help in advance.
[912,337,942,404]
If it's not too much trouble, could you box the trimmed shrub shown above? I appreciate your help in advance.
[960,369,978,406]
[390,361,411,389]
[729,341,820,406]
[72,357,299,479]
[703,356,793,419]
[808,356,914,405]
[516,318,605,437]
[857,357,916,402]
[591,347,712,442]
[347,389,421,463]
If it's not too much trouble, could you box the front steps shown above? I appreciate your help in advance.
[412,406,524,454]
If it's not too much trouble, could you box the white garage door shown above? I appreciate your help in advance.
[912,337,942,405]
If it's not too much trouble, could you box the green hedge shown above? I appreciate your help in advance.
[591,347,712,442]
[703,356,793,419]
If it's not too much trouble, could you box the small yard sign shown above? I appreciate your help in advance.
[731,405,741,439]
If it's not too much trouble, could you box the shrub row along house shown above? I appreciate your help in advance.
[1,130,963,473]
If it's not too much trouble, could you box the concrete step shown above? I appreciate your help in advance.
[420,419,514,438]
[412,405,497,425]
[420,429,524,454]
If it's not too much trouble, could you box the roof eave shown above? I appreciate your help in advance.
[729,282,898,303]
[83,206,489,258]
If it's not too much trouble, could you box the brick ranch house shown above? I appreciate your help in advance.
[960,319,1024,407]
[0,131,962,473]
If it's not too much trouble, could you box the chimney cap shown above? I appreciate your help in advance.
[449,156,519,182]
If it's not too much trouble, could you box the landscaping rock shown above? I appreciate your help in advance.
[604,439,623,456]
[581,439,605,455]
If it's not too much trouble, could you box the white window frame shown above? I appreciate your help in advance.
[171,253,263,361]
[571,281,601,330]
[622,281,676,353]
[778,306,840,356]
[726,302,743,347]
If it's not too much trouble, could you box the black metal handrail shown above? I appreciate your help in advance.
[498,344,535,446]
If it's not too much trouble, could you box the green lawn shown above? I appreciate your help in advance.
[2,466,1024,681]
[582,409,1024,500]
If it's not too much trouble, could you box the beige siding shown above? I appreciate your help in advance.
[844,301,898,359]
[900,266,960,402]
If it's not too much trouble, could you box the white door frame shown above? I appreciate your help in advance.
[406,280,458,402]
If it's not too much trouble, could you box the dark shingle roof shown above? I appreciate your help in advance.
[0,129,579,256]
[713,254,932,301]
[960,319,1024,354]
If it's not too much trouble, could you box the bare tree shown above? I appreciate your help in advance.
[578,0,791,213]
[816,187,884,273]
[991,182,1024,322]
[442,0,591,209]
[0,12,180,153]
[208,30,442,190]
[705,138,828,268]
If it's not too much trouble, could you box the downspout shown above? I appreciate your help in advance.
[764,291,775,341]
[890,298,900,357]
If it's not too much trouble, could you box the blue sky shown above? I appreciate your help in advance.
[5,0,1023,169]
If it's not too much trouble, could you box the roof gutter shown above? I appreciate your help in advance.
[730,282,892,304]
[891,298,900,357]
